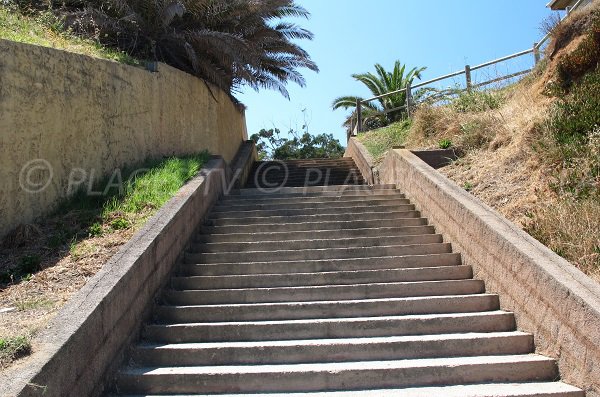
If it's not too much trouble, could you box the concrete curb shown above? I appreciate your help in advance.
[380,149,600,397]
[1,158,231,397]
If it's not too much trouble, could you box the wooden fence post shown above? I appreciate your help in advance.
[465,65,472,92]
[406,83,412,119]
[533,43,541,65]
[356,99,362,133]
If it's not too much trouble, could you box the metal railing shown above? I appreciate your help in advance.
[349,0,588,138]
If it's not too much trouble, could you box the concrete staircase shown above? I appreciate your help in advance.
[112,182,583,396]
[245,158,364,188]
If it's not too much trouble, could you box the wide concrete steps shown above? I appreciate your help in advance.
[112,182,582,396]
[246,158,364,189]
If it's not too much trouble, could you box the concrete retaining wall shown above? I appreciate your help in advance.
[344,138,378,185]
[0,157,233,397]
[380,149,600,396]
[0,39,247,238]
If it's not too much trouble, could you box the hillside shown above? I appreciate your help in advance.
[358,3,600,281]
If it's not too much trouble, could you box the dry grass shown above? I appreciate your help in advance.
[526,198,600,281]
[397,10,600,282]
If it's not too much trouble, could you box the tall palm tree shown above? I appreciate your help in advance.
[332,61,426,130]
[59,0,318,98]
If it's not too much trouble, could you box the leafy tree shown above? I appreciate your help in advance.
[54,0,318,98]
[332,60,426,130]
[250,128,344,160]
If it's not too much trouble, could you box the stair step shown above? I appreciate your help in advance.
[197,225,436,244]
[172,265,473,289]
[194,234,442,253]
[220,194,406,206]
[117,355,557,394]
[214,197,411,211]
[144,311,517,343]
[233,185,396,196]
[245,181,365,189]
[209,203,416,218]
[222,190,403,202]
[115,382,584,397]
[183,253,462,276]
[206,210,421,226]
[131,331,534,366]
[187,243,451,264]
[202,218,428,234]
[154,294,499,323]
[165,279,485,305]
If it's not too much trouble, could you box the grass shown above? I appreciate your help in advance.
[0,152,210,284]
[0,5,140,65]
[357,120,412,162]
[526,197,600,279]
[0,335,31,368]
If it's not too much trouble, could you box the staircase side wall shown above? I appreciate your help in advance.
[0,39,247,239]
[380,148,600,397]
[1,158,232,397]
[344,138,378,184]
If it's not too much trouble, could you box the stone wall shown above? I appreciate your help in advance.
[380,149,600,397]
[0,39,247,238]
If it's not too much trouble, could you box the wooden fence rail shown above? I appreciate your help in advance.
[349,0,587,137]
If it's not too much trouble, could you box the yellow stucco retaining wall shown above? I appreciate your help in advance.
[0,39,247,238]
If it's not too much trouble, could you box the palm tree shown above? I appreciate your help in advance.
[60,0,318,98]
[332,61,426,130]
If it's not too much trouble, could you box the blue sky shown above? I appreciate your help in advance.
[238,0,561,144]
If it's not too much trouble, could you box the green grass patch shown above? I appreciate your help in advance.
[1,152,210,284]
[0,4,140,65]
[357,120,412,162]
[0,335,31,367]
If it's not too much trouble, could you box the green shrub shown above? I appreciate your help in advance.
[556,11,600,89]
[438,139,452,149]
[550,68,600,149]
[88,222,103,237]
[0,335,31,366]
[452,90,502,113]
[110,218,130,230]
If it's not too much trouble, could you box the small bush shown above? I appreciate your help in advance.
[452,90,503,113]
[88,222,103,237]
[0,335,31,367]
[110,218,130,230]
[439,139,452,149]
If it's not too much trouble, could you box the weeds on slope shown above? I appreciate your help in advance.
[0,152,210,369]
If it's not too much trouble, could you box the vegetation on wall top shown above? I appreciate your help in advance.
[4,0,318,98]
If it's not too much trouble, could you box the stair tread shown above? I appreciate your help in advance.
[121,354,554,375]
[136,331,531,350]
[115,382,583,397]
